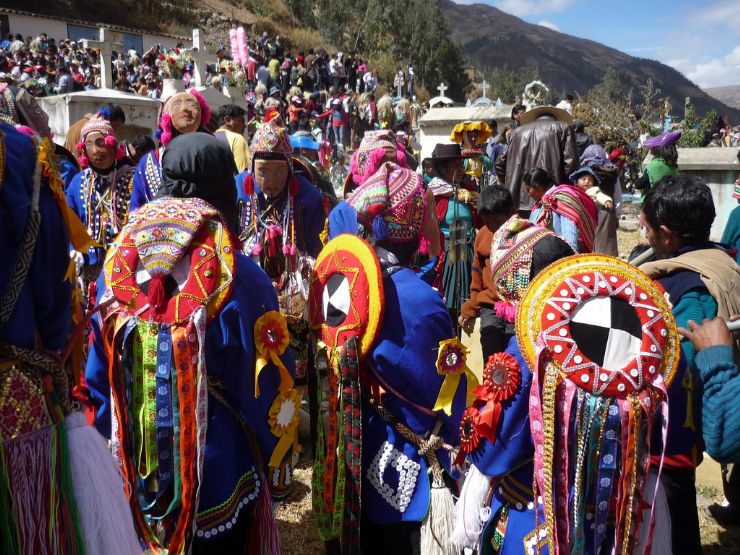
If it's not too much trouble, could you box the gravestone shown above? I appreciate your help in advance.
[82,28,121,90]
[418,104,513,161]
[643,147,739,241]
[428,82,454,109]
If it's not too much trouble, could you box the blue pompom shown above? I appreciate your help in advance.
[97,106,111,120]
[372,215,389,241]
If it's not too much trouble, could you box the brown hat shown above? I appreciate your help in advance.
[427,143,469,161]
[518,105,572,126]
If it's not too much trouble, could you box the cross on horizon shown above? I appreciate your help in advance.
[481,80,489,99]
[82,28,121,90]
[191,28,214,88]
[437,82,448,97]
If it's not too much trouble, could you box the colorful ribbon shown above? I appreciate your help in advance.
[268,388,302,468]
[471,353,520,443]
[433,338,479,416]
[454,406,481,467]
[254,310,292,398]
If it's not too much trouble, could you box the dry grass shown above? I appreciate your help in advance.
[274,457,324,555]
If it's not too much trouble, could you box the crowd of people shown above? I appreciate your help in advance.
[1,30,740,554]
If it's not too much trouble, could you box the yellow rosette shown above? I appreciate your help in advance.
[254,310,292,398]
[432,338,479,415]
[268,388,303,468]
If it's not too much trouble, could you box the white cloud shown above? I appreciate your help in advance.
[537,20,560,31]
[666,45,740,88]
[694,0,740,33]
[452,0,577,16]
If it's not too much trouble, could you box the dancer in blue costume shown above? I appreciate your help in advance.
[1,123,140,555]
[310,162,474,554]
[86,133,297,554]
[65,114,134,287]
[451,216,679,555]
[129,89,211,212]
[235,121,325,384]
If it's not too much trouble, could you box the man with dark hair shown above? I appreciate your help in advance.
[511,104,526,127]
[122,134,155,166]
[639,174,740,555]
[214,103,250,172]
[459,186,516,360]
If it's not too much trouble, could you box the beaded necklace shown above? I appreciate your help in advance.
[81,166,132,247]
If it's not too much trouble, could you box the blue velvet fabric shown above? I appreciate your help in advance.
[0,123,71,352]
[362,267,467,524]
[129,149,161,213]
[86,250,295,534]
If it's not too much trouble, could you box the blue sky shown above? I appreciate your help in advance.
[453,0,740,89]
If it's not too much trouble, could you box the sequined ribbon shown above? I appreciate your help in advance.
[133,322,159,480]
[593,398,620,553]
[155,325,174,502]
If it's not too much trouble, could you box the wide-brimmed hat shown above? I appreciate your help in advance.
[519,105,572,126]
[645,130,681,149]
[427,143,469,161]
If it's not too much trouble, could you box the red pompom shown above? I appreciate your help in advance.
[104,135,116,148]
[147,275,167,312]
[76,141,85,153]
[79,155,89,168]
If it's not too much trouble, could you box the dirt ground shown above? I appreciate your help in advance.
[275,225,739,554]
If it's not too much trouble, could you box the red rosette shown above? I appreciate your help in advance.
[454,406,481,467]
[470,352,521,443]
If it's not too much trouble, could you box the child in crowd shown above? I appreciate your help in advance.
[571,165,613,209]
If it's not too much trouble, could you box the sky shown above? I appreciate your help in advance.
[452,0,740,89]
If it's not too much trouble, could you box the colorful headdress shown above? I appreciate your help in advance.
[158,89,211,147]
[532,183,597,253]
[346,161,426,245]
[250,120,293,162]
[517,254,680,554]
[349,129,407,187]
[450,120,492,146]
[76,114,122,168]
[489,216,555,322]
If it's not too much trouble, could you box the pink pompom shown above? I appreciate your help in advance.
[282,243,291,255]
[251,244,263,256]
[15,125,37,137]
[76,141,85,153]
[418,235,430,255]
[187,88,211,129]
[79,155,89,168]
[229,29,241,66]
[104,135,116,148]
[115,143,126,161]
[494,301,517,323]
[237,27,249,68]
[289,244,297,256]
[159,113,173,146]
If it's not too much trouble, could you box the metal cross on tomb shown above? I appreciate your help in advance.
[191,28,213,88]
[82,28,121,90]
[437,82,448,97]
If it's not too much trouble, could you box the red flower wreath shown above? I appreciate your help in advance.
[470,352,521,443]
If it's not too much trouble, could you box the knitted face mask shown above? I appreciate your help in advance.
[254,158,290,198]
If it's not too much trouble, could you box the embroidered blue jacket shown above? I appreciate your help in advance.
[0,123,71,352]
[86,250,296,541]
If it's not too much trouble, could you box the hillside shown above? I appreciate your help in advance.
[440,0,740,120]
[705,85,740,110]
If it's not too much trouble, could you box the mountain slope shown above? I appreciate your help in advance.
[440,0,739,119]
[705,85,740,110]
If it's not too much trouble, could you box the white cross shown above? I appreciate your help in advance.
[82,28,121,90]
[481,80,489,99]
[437,82,448,97]
[191,28,214,88]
